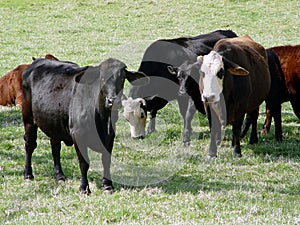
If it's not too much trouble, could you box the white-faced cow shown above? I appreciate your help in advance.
[174,35,270,157]
[129,30,238,146]
[122,97,147,139]
[22,57,148,194]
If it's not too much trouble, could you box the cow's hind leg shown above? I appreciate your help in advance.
[261,108,272,135]
[240,113,251,139]
[50,139,66,181]
[23,123,38,180]
[248,109,259,144]
[74,142,91,194]
[272,105,283,142]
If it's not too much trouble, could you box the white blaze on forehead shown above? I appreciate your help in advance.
[201,51,224,102]
[122,97,147,138]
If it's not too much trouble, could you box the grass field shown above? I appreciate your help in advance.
[0,0,299,224]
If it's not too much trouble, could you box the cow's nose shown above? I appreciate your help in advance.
[203,94,215,103]
[178,87,187,96]
[106,96,118,108]
[132,135,145,140]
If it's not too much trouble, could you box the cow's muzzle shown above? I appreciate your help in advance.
[105,96,121,109]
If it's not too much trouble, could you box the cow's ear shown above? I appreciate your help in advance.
[125,70,150,86]
[167,66,178,75]
[227,66,249,76]
[74,66,97,84]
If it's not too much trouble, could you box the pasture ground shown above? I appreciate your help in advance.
[0,0,299,224]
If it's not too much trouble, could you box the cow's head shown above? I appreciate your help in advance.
[198,51,249,103]
[122,97,147,139]
[75,58,149,110]
[168,61,201,96]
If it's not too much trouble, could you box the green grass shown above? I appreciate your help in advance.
[1,0,300,224]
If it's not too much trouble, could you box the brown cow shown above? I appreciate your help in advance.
[260,45,300,137]
[0,54,59,107]
[0,64,29,106]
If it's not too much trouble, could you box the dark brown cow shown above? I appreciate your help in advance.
[173,35,270,157]
[261,45,300,135]
[0,54,59,106]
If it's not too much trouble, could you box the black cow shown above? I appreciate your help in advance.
[173,35,270,157]
[129,30,238,145]
[22,57,148,194]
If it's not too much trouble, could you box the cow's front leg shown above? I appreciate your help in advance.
[50,139,65,181]
[23,123,38,180]
[101,148,114,194]
[147,109,157,134]
[232,120,243,157]
[178,97,195,146]
[74,143,90,194]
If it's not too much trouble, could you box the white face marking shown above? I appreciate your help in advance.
[200,51,224,103]
[122,97,147,138]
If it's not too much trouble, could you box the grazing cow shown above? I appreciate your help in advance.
[174,35,270,157]
[129,30,238,145]
[122,97,147,139]
[0,54,59,107]
[22,57,148,194]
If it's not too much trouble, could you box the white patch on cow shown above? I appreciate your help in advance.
[200,51,224,103]
[122,97,147,138]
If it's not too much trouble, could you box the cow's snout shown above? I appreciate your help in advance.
[178,87,187,96]
[132,135,145,140]
[105,96,120,109]
[203,94,216,103]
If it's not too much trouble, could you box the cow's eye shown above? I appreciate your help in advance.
[216,68,224,79]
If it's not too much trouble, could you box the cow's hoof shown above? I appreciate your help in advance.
[260,128,268,135]
[234,152,242,158]
[249,137,258,145]
[80,185,91,195]
[183,141,190,147]
[24,174,34,180]
[54,173,66,182]
[102,185,114,194]
[206,154,217,159]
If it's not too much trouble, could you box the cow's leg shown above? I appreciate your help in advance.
[232,115,244,157]
[101,149,114,193]
[290,96,300,119]
[147,98,168,134]
[23,123,37,180]
[178,97,195,146]
[74,142,91,194]
[207,104,220,158]
[261,108,272,135]
[147,110,157,134]
[247,109,259,145]
[50,139,66,181]
[272,104,283,142]
[240,113,252,139]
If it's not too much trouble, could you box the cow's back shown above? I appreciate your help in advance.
[215,35,270,113]
[22,59,84,143]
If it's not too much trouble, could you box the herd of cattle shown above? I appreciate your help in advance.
[1,30,299,193]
